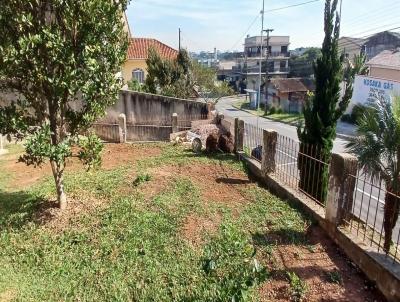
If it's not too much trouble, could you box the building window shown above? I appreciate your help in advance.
[132,69,145,83]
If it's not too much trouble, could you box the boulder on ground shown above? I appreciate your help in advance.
[206,132,219,153]
[218,132,234,153]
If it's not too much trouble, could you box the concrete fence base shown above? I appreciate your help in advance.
[234,120,400,302]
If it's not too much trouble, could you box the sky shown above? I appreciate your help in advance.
[126,0,400,53]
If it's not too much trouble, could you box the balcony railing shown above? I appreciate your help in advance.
[246,51,290,58]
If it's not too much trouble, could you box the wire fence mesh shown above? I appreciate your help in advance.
[243,122,263,162]
[343,170,400,264]
[275,135,330,207]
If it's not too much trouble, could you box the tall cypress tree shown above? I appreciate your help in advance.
[297,0,346,202]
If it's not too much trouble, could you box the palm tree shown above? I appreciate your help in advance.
[346,95,400,253]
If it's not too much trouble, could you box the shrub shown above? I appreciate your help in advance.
[269,107,277,115]
[351,104,368,124]
[276,107,283,114]
[340,105,369,124]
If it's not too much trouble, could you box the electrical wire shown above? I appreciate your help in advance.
[264,0,321,13]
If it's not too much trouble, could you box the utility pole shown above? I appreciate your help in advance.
[264,29,274,112]
[178,28,181,51]
[257,0,265,111]
[338,0,343,35]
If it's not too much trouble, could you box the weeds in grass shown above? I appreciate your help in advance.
[133,173,152,186]
[0,144,347,301]
[306,244,317,253]
[202,223,269,301]
[327,270,343,285]
[287,271,308,302]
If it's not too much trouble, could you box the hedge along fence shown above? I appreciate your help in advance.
[232,117,400,302]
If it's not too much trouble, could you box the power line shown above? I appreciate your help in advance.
[338,26,400,50]
[227,13,260,52]
[228,0,322,53]
[342,22,400,38]
[264,0,321,13]
[341,0,400,26]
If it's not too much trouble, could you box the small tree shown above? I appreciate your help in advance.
[144,48,193,99]
[289,48,322,78]
[127,79,143,92]
[0,0,129,209]
[297,0,345,202]
[192,62,233,104]
[342,53,369,107]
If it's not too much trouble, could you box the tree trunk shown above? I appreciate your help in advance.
[383,189,400,253]
[51,160,67,210]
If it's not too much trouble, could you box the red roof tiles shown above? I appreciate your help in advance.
[127,38,178,60]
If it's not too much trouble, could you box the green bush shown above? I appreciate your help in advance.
[276,107,283,114]
[351,104,368,124]
[269,107,277,115]
[341,104,369,124]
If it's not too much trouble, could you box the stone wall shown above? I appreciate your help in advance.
[95,90,209,142]
[101,90,208,124]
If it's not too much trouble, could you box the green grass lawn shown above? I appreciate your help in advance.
[0,143,383,301]
[267,113,304,125]
[233,99,304,125]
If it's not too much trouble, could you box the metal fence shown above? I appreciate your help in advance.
[343,170,400,263]
[275,135,330,207]
[243,122,263,162]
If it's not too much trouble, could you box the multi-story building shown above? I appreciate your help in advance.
[339,31,400,61]
[235,35,290,90]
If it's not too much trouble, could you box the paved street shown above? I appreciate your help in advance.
[216,96,348,153]
[217,96,400,246]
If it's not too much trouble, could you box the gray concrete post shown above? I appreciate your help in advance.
[207,102,215,119]
[118,113,127,143]
[172,113,178,133]
[261,129,278,175]
[326,153,358,226]
[234,118,244,152]
[216,113,224,125]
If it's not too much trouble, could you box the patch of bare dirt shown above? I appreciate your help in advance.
[146,161,254,215]
[259,226,386,302]
[100,143,161,170]
[0,289,16,302]
[181,213,221,247]
[179,162,254,212]
[33,192,108,233]
[139,169,175,201]
[2,143,161,189]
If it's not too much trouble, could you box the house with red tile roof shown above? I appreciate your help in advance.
[265,78,315,113]
[122,38,178,85]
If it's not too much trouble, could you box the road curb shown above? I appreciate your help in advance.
[231,104,355,140]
